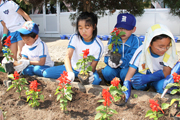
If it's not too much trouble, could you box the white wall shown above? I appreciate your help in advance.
[30,9,180,39]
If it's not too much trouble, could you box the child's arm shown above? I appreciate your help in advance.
[91,60,98,72]
[124,67,136,81]
[17,8,32,21]
[163,66,171,78]
[29,57,46,66]
[64,48,74,72]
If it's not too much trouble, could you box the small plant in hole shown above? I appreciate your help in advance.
[95,88,117,120]
[55,71,73,113]
[26,80,44,107]
[7,71,28,99]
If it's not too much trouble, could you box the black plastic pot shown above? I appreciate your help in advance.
[78,73,89,85]
[5,62,15,74]
[110,52,121,65]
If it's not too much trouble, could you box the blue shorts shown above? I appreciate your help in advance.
[9,31,22,44]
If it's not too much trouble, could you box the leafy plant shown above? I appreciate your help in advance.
[26,80,44,107]
[2,36,13,61]
[0,63,5,73]
[145,99,164,120]
[75,49,95,75]
[109,77,127,102]
[162,72,180,109]
[55,71,73,113]
[7,71,28,99]
[108,28,126,53]
[95,88,117,120]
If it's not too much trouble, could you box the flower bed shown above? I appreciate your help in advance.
[0,72,179,120]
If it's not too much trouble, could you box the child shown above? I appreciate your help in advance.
[101,13,142,84]
[124,24,178,102]
[0,0,32,60]
[14,21,54,76]
[43,12,104,85]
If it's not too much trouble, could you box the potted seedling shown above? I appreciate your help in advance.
[108,28,125,65]
[109,77,127,106]
[75,49,95,85]
[2,36,14,74]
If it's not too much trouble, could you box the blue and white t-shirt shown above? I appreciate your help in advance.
[0,1,25,32]
[21,37,54,67]
[68,34,104,71]
[129,45,168,72]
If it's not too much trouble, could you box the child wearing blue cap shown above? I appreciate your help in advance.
[101,13,142,84]
[13,21,54,76]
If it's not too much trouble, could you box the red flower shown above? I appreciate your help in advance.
[13,71,19,80]
[149,99,164,114]
[102,88,113,106]
[29,80,40,92]
[111,77,120,89]
[4,36,11,47]
[111,28,118,33]
[172,72,180,83]
[82,49,89,59]
[57,71,71,90]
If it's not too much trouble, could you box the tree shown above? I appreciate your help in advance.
[163,0,180,17]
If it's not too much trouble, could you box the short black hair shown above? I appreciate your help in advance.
[20,32,37,39]
[76,12,98,40]
[151,34,171,45]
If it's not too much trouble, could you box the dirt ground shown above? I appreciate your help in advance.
[0,72,179,120]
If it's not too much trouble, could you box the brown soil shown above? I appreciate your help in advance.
[0,73,178,120]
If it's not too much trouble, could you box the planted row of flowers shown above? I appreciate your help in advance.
[6,70,180,120]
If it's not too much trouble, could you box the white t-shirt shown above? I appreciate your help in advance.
[130,45,167,72]
[21,37,54,67]
[0,1,25,32]
[68,34,104,71]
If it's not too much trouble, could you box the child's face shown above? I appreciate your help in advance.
[118,27,136,42]
[150,37,171,56]
[22,36,37,46]
[78,20,94,42]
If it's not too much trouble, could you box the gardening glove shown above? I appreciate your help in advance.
[1,33,7,46]
[88,71,94,84]
[123,80,131,103]
[67,71,75,83]
[163,61,180,89]
[131,70,165,87]
[14,59,30,73]
[108,57,123,68]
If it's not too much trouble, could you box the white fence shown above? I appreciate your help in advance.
[30,8,180,39]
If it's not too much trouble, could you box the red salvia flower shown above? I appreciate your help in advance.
[172,72,180,83]
[29,80,40,92]
[13,71,19,80]
[111,77,120,89]
[82,49,89,59]
[149,99,164,114]
[102,88,113,106]
[4,36,11,47]
[57,71,71,90]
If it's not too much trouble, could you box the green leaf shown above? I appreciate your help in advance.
[170,99,178,105]
[95,113,102,120]
[65,94,72,101]
[166,83,179,89]
[145,110,154,117]
[158,113,164,118]
[161,103,170,109]
[40,95,44,101]
[98,99,104,103]
[7,84,14,91]
[27,96,31,102]
[57,94,61,101]
[108,44,113,50]
[121,86,128,91]
[171,89,179,94]
[96,105,105,111]
[109,108,118,114]
[133,94,138,98]
[8,74,14,79]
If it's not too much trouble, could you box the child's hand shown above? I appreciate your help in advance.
[13,61,22,66]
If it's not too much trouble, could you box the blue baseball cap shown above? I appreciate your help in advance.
[115,13,136,30]
[18,21,39,35]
